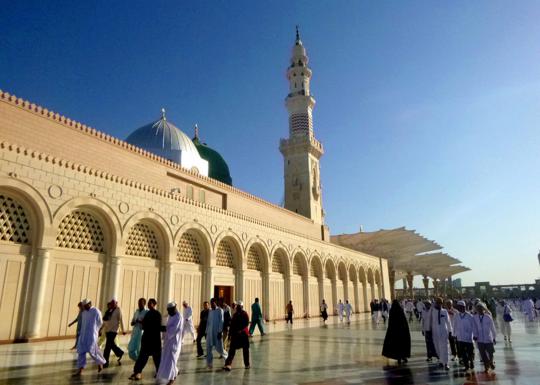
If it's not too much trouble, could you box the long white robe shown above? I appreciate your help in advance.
[453,312,474,343]
[205,307,227,365]
[77,307,106,368]
[182,306,196,341]
[344,303,352,322]
[430,307,453,365]
[337,302,344,321]
[157,312,183,382]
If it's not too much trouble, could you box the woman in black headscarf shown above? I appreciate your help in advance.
[382,299,411,365]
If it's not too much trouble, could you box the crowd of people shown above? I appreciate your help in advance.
[378,296,537,375]
[69,297,266,383]
[68,293,536,382]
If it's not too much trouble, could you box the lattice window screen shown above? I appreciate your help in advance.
[125,223,159,259]
[56,210,104,252]
[247,246,263,271]
[216,240,235,268]
[0,194,30,244]
[272,253,285,274]
[310,260,322,278]
[293,256,303,276]
[177,232,201,264]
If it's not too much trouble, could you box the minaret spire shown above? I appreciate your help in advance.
[279,30,325,230]
[161,107,166,121]
[194,123,199,139]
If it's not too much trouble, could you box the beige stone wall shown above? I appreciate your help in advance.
[0,91,388,342]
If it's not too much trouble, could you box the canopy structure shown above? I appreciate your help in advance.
[331,227,470,298]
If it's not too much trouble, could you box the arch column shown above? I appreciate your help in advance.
[263,271,270,321]
[26,248,50,338]
[406,272,414,299]
[107,256,122,301]
[235,269,245,302]
[422,275,429,297]
[389,269,396,300]
[160,261,174,307]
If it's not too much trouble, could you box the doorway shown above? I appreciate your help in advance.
[214,285,234,306]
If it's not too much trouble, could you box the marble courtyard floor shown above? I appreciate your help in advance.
[0,313,539,385]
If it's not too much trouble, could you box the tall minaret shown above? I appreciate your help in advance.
[280,27,325,230]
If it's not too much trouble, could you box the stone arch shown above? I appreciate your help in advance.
[269,246,289,320]
[367,267,376,302]
[348,265,359,313]
[374,269,383,299]
[291,252,309,316]
[309,254,324,279]
[336,261,348,305]
[174,224,212,266]
[0,180,51,341]
[324,259,337,314]
[0,177,51,248]
[122,212,172,259]
[271,246,290,276]
[246,241,268,273]
[214,233,243,269]
[52,197,122,255]
[358,265,369,312]
[308,254,324,316]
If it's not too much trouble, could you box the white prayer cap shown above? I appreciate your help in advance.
[167,301,177,309]
[81,299,91,305]
[423,299,431,304]
[456,300,466,307]
[236,300,243,306]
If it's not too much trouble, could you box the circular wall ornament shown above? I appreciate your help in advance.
[48,184,62,199]
[241,232,248,241]
[267,239,272,246]
[210,224,218,234]
[118,202,129,214]
[170,215,179,225]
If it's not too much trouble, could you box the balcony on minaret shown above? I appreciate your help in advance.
[279,135,324,159]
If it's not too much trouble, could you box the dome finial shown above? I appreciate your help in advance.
[295,25,301,43]
[161,107,166,121]
[194,123,199,139]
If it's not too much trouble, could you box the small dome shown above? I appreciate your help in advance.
[126,110,208,176]
[192,129,232,186]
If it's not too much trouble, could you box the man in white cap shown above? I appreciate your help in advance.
[181,301,196,343]
[421,300,437,362]
[430,297,452,370]
[473,302,497,373]
[344,300,353,324]
[156,302,183,385]
[453,300,475,372]
[74,299,106,376]
[206,297,227,369]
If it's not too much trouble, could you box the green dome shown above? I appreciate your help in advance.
[192,136,232,185]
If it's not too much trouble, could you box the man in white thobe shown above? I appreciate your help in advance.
[206,298,228,369]
[181,301,196,343]
[344,300,353,324]
[156,302,183,385]
[74,299,106,376]
[430,297,453,370]
[337,300,344,322]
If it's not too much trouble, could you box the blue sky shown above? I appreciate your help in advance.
[2,1,539,286]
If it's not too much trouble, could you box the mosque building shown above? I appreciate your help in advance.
[0,30,391,342]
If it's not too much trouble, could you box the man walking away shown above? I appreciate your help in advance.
[421,300,438,362]
[156,302,183,385]
[129,298,163,381]
[196,301,209,358]
[337,300,344,322]
[249,298,265,336]
[74,299,106,376]
[223,300,250,371]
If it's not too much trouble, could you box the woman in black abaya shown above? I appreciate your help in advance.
[382,300,411,365]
